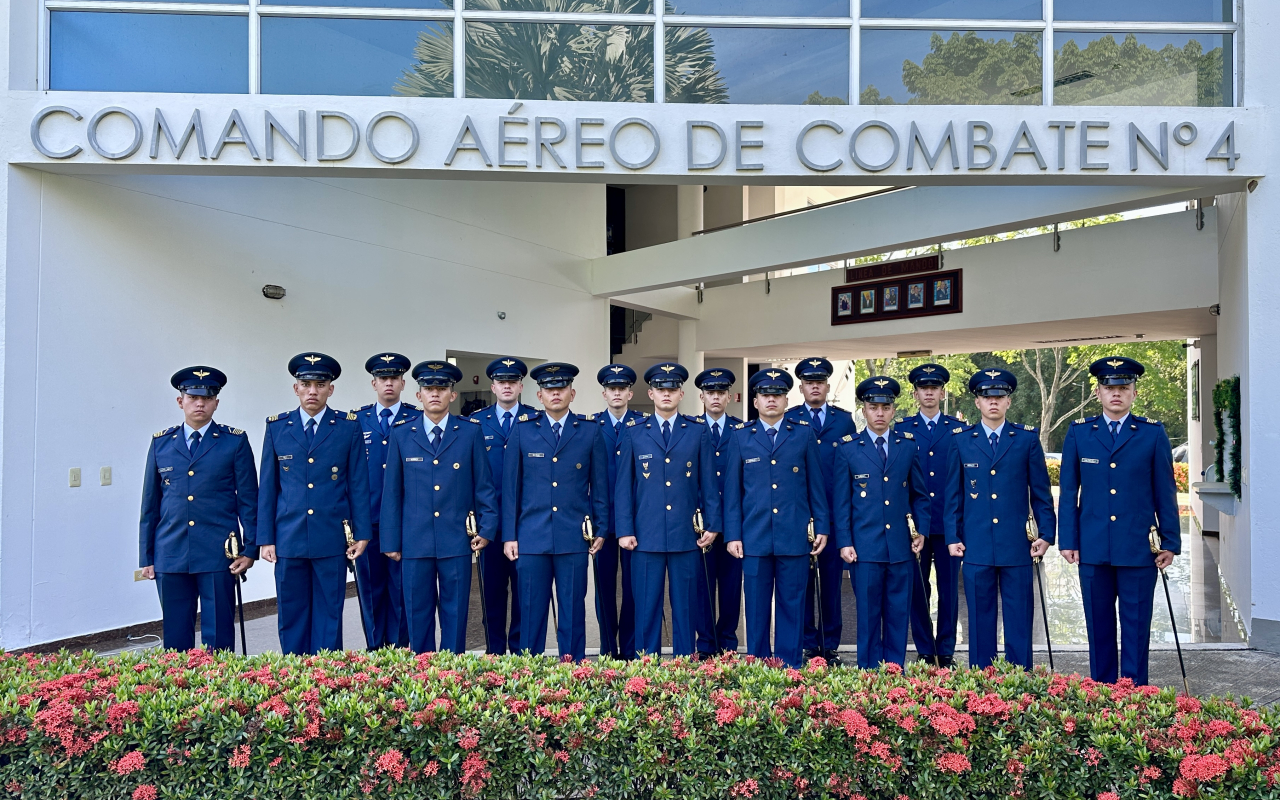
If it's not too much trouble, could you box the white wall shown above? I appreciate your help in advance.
[0,171,607,649]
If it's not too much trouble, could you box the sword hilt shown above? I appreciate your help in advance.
[1026,513,1044,564]
[225,532,247,582]
[466,510,479,540]
[582,515,595,543]
[906,513,921,541]
[694,509,711,553]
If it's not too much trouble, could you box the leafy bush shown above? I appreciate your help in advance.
[1046,458,1061,487]
[1,649,1277,800]
[1047,459,1187,492]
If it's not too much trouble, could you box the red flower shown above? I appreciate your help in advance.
[935,753,971,774]
[713,691,744,726]
[1172,777,1197,797]
[458,728,480,750]
[730,778,759,797]
[597,717,617,736]
[924,703,976,738]
[1006,759,1025,775]
[374,748,407,783]
[1098,793,1119,800]
[227,744,251,769]
[806,657,827,672]
[624,677,650,696]
[460,752,491,796]
[1180,754,1228,783]
[131,785,157,800]
[111,751,146,776]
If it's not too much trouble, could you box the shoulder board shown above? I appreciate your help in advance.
[626,420,637,427]
[403,402,419,411]
[1137,416,1162,425]
[219,424,245,436]
[581,413,595,421]
[358,403,374,411]
[1019,423,1039,432]
[394,418,409,426]
[794,419,809,426]
[900,431,914,439]
[268,411,291,423]
[735,423,746,430]
[894,418,905,425]
[469,417,481,424]
[694,416,705,423]
[346,412,358,421]
[830,403,844,411]
[518,414,529,422]
[154,425,179,438]
[1072,418,1087,425]
[842,434,853,442]
[640,411,651,417]
[951,426,968,435]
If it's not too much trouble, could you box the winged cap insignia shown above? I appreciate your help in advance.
[192,370,210,379]
[710,371,722,377]
[874,379,889,388]
[766,371,781,379]
[427,363,444,369]
[808,360,822,366]
[610,366,624,373]
[304,355,322,365]
[545,366,559,372]
[984,370,1001,378]
[922,366,935,373]
[660,365,675,373]
[1106,359,1125,368]
[380,355,395,363]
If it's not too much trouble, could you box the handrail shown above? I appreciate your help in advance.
[692,186,908,236]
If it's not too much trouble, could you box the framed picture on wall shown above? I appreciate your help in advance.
[907,282,925,309]
[831,269,963,326]
[883,286,899,312]
[836,291,853,316]
[934,278,952,306]
[860,289,876,314]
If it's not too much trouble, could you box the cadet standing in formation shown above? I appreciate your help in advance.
[1059,357,1181,685]
[352,353,418,649]
[723,369,828,667]
[382,361,497,654]
[787,358,858,664]
[945,369,1055,669]
[502,363,610,661]
[614,363,722,657]
[470,358,534,654]
[258,354,371,655]
[594,364,647,659]
[900,364,963,667]
[140,367,258,651]
[693,367,744,656]
[835,377,930,669]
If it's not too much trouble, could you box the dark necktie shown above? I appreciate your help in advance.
[188,430,201,456]
[305,418,316,445]
[431,425,443,451]
[379,407,392,436]
[501,411,512,436]
[927,419,936,434]
[989,431,999,454]
[1109,420,1120,439]
[767,427,777,449]
[662,420,671,445]
[811,407,822,428]
[552,421,562,441]
[712,422,721,446]
[876,435,887,463]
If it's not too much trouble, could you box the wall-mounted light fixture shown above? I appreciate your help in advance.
[497,311,507,320]
[262,285,286,300]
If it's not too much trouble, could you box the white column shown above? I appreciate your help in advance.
[676,184,703,239]
[677,318,703,414]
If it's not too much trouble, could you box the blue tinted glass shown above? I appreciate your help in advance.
[666,27,848,104]
[861,0,1040,19]
[465,23,654,101]
[276,0,447,8]
[50,12,248,93]
[1057,0,1230,22]
[669,0,845,15]
[861,29,1042,104]
[469,0,649,11]
[262,18,451,96]
[1054,32,1231,106]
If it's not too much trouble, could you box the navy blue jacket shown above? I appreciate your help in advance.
[614,414,723,552]
[501,411,611,553]
[786,403,859,511]
[140,422,258,572]
[896,413,961,537]
[258,407,371,558]
[471,402,537,509]
[833,428,931,563]
[944,421,1056,567]
[1057,414,1181,565]
[597,409,648,533]
[354,402,421,526]
[381,415,498,558]
[698,413,743,498]
[722,419,829,556]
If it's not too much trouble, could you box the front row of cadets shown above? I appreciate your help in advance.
[141,353,1180,685]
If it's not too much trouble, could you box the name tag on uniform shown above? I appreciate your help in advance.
[853,473,869,480]
[158,466,173,473]
[1081,457,1100,464]
[485,435,494,440]
[638,454,653,461]
[963,462,978,468]
[744,457,761,464]
[405,457,423,462]
[363,431,371,439]
[277,455,292,461]
[527,452,545,458]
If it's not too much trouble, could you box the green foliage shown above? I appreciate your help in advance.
[1213,376,1241,498]
[863,31,1043,105]
[803,90,846,106]
[3,649,1278,800]
[1054,33,1228,107]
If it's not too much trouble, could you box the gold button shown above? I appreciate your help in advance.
[332,467,338,473]
[308,458,314,464]
[382,440,387,445]
[902,481,907,487]
[666,504,672,510]
[552,506,558,512]
[772,483,777,489]
[860,491,867,498]
[883,477,889,482]
[434,485,440,491]
[930,492,935,497]
[929,471,935,477]
[717,471,721,476]
[576,463,582,469]
[817,439,822,445]
[552,457,558,463]
[884,500,890,506]
[885,524,891,529]
[187,495,194,501]
[991,493,997,499]
[188,520,195,527]
[687,461,693,468]
[771,460,777,465]
[665,458,671,463]
[992,518,999,524]
[773,508,778,514]
[929,451,934,456]
[793,467,799,473]
[433,460,439,465]
[616,450,621,455]
[308,483,313,489]
[1110,515,1117,521]
[552,481,558,487]
[665,481,671,486]
[308,509,314,515]
[990,469,996,475]
[434,511,440,517]
[1110,463,1117,468]
[715,451,721,457]
[188,470,194,476]
[832,442,838,448]
[1110,489,1116,495]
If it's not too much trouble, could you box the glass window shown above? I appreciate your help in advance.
[262,18,451,96]
[274,0,448,8]
[1053,32,1231,106]
[860,30,1042,105]
[667,0,846,16]
[468,0,651,12]
[666,27,848,104]
[464,22,654,101]
[1056,0,1231,23]
[861,0,1040,20]
[49,12,248,93]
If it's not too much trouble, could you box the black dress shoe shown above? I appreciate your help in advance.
[823,650,843,667]
[803,647,823,662]
[916,654,937,664]
[938,655,956,668]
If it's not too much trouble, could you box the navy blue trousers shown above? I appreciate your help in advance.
[1080,563,1159,685]
[355,525,409,649]
[854,560,913,669]
[275,556,347,655]
[156,570,237,651]
[803,537,844,652]
[908,536,961,659]
[696,536,743,654]
[595,536,636,659]
[744,555,809,667]
[402,555,471,654]
[963,563,1034,669]
[478,545,520,654]
[632,550,698,656]
[518,553,589,661]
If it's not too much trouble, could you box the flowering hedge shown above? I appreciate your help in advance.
[1,649,1278,800]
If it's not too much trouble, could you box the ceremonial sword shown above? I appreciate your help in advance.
[223,531,249,655]
[1026,513,1055,671]
[467,510,491,654]
[906,513,941,668]
[693,508,721,655]
[1150,525,1191,696]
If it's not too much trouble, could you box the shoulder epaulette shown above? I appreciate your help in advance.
[394,418,409,426]
[640,411,651,417]
[626,420,637,427]
[518,414,529,422]
[346,412,358,421]
[469,416,481,423]
[735,423,746,429]
[830,403,844,411]
[582,413,595,421]
[358,403,374,411]
[154,425,179,438]
[901,431,914,439]
[268,411,291,423]
[694,416,705,423]
[842,434,853,442]
[894,418,905,425]
[794,419,809,426]
[1137,416,1162,425]
[1072,418,1087,425]
[951,426,967,435]
[220,424,245,436]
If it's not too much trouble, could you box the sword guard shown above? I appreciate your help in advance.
[1025,513,1040,543]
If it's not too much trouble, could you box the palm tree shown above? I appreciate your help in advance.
[395,0,726,103]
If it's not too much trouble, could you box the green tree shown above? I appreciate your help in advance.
[803,90,847,105]
[1054,33,1227,107]
[863,31,1043,106]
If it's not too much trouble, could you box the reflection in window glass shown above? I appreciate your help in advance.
[668,0,845,16]
[1053,32,1231,106]
[467,0,650,12]
[666,27,848,104]
[50,12,248,93]
[262,19,450,96]
[861,30,1041,105]
[1056,0,1230,23]
[861,0,1039,20]
[274,0,447,9]
[463,23,653,101]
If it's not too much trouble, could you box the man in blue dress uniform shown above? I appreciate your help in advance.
[786,357,858,664]
[501,363,610,661]
[140,367,258,651]
[1058,356,1181,685]
[470,357,535,654]
[693,367,744,656]
[944,369,1056,670]
[258,353,371,655]
[900,364,963,667]
[352,352,419,649]
[834,377,930,669]
[722,369,828,667]
[382,361,498,654]
[595,364,647,659]
[615,362,722,657]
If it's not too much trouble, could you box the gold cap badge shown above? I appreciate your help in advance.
[1106,359,1125,368]
[766,371,781,379]
[192,370,210,379]
[660,365,676,373]
[874,379,889,388]
[304,355,322,365]
[501,359,516,367]
[380,355,395,363]
[610,366,624,373]
[427,363,444,369]
[984,370,1001,378]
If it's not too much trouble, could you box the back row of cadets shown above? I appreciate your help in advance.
[140,353,1180,685]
